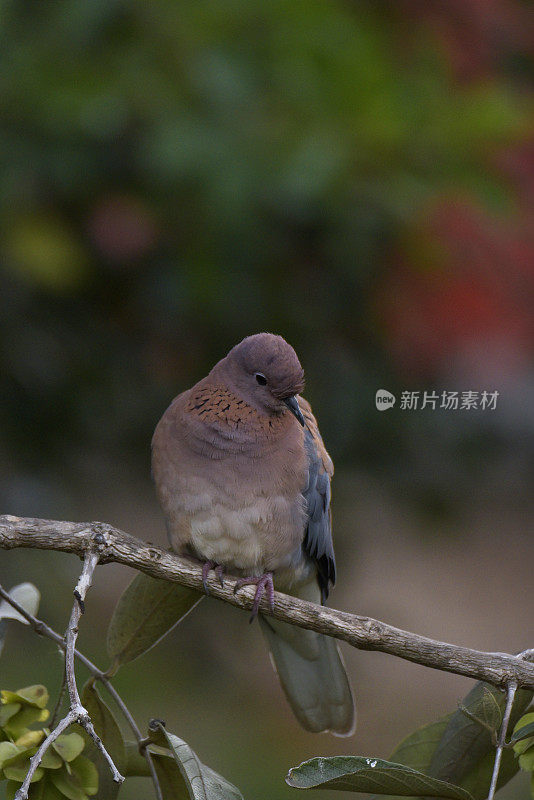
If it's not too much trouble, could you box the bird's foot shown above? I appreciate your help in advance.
[233,572,275,622]
[201,560,225,595]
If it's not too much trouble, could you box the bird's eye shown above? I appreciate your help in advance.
[255,373,267,386]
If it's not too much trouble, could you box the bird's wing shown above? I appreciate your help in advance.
[298,396,336,603]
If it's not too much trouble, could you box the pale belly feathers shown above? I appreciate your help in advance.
[165,478,311,585]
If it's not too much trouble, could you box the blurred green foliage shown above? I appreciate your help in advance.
[0,0,532,508]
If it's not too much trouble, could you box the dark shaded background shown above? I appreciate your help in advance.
[1,1,533,798]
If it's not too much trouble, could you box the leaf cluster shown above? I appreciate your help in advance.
[287,682,534,799]
[3,571,534,799]
[0,685,97,800]
[73,681,244,800]
[1,576,246,799]
[101,573,243,797]
[104,569,534,799]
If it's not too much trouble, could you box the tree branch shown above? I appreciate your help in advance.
[486,680,517,800]
[0,579,162,800]
[15,711,78,799]
[1,514,533,691]
[12,547,124,800]
[63,551,124,786]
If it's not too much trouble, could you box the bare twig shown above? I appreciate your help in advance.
[64,551,124,785]
[101,680,163,800]
[11,547,124,800]
[49,664,67,728]
[1,514,533,691]
[486,681,517,800]
[0,581,162,800]
[15,711,78,799]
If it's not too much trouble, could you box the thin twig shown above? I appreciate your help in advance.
[486,681,517,800]
[15,711,77,798]
[63,552,123,784]
[0,582,162,800]
[11,549,124,800]
[1,515,533,691]
[50,664,68,729]
[101,679,163,800]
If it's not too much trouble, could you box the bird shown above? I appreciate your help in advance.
[151,332,355,735]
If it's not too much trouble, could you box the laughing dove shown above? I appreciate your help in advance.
[151,332,355,735]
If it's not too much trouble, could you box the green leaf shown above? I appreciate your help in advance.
[15,729,46,748]
[149,722,207,800]
[4,763,44,783]
[0,583,41,623]
[0,741,24,767]
[41,747,64,769]
[512,713,534,746]
[150,750,191,800]
[53,733,85,763]
[70,755,99,796]
[80,681,126,771]
[3,705,50,737]
[370,714,454,800]
[388,713,453,773]
[124,740,152,776]
[5,781,19,800]
[428,682,533,785]
[477,687,503,732]
[201,764,244,800]
[375,685,529,800]
[106,572,203,668]
[519,745,534,772]
[0,746,36,771]
[286,756,475,797]
[512,723,534,743]
[0,703,21,726]
[50,764,90,800]
[6,777,63,800]
[44,778,66,800]
[460,747,521,799]
[0,585,39,656]
[148,720,244,799]
[78,681,124,799]
[2,685,49,709]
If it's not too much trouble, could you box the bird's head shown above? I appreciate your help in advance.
[220,333,306,424]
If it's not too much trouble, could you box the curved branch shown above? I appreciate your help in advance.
[1,514,533,690]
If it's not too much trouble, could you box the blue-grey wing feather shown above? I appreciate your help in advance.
[302,428,336,603]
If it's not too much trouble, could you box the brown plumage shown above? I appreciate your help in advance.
[152,332,355,735]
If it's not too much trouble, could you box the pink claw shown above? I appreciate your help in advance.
[202,561,225,594]
[233,572,275,622]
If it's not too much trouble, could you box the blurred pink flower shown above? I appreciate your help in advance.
[376,198,534,379]
[87,195,158,265]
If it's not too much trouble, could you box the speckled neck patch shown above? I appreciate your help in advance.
[185,384,285,434]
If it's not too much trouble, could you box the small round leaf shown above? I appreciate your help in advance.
[71,755,99,796]
[53,733,85,763]
[2,685,49,709]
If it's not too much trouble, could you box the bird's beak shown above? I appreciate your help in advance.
[283,395,305,426]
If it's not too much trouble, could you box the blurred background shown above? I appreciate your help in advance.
[1,1,533,797]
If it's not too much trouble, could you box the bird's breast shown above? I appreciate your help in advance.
[152,383,310,575]
[187,492,305,572]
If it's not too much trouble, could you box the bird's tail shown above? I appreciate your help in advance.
[258,581,355,735]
